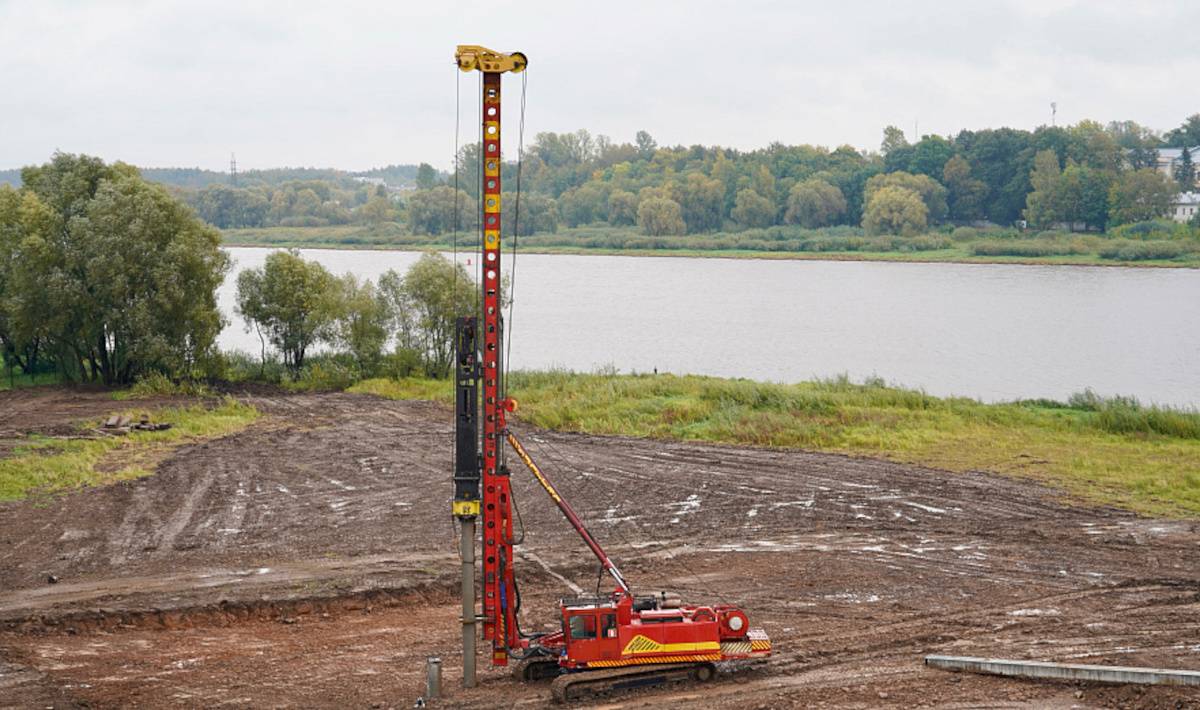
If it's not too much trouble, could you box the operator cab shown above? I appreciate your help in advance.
[560,595,627,665]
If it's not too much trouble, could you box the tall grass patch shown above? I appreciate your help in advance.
[358,370,1200,516]
[0,398,259,501]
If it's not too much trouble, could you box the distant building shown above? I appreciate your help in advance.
[1172,192,1200,224]
[1156,147,1198,188]
[353,176,387,187]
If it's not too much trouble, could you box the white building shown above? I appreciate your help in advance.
[1156,147,1198,188]
[1172,192,1200,224]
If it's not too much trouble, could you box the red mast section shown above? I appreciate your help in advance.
[455,45,527,667]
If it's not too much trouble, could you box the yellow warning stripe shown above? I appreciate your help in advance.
[622,635,720,656]
[586,653,722,668]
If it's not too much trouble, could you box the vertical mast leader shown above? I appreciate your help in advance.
[451,45,527,686]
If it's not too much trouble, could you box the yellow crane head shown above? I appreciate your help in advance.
[455,45,527,74]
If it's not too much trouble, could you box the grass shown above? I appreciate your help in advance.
[0,398,260,501]
[222,224,426,250]
[221,224,1200,268]
[0,370,61,391]
[349,376,454,402]
[352,371,1200,517]
[112,371,214,400]
[0,355,62,391]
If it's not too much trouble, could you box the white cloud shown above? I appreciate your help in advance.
[0,0,1196,171]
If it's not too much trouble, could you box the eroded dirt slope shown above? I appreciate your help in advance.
[1,389,1198,708]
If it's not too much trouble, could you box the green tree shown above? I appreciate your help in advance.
[235,250,339,375]
[881,125,909,155]
[635,130,658,159]
[677,173,724,232]
[193,184,269,228]
[863,186,928,236]
[784,178,846,228]
[293,188,322,218]
[1175,147,1196,192]
[1108,168,1178,225]
[709,151,739,214]
[501,192,558,236]
[330,274,389,374]
[636,197,686,236]
[864,171,947,223]
[1023,150,1061,228]
[377,253,476,378]
[8,154,229,384]
[730,188,776,229]
[558,183,608,227]
[908,135,955,179]
[942,155,987,223]
[407,186,472,235]
[0,186,53,379]
[1164,114,1200,148]
[415,162,439,190]
[1070,120,1123,172]
[358,194,395,225]
[1055,164,1113,231]
[1107,120,1160,170]
[606,190,638,226]
[749,165,776,205]
[955,127,1034,224]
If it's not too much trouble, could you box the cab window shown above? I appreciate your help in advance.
[601,613,617,639]
[569,613,597,640]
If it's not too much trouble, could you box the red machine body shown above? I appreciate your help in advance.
[546,594,770,669]
[507,432,771,673]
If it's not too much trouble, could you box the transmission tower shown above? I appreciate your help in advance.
[230,153,238,186]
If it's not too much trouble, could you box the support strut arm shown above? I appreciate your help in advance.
[506,432,632,596]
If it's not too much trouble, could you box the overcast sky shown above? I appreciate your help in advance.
[2,0,1197,173]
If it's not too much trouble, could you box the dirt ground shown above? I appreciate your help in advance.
[2,387,1200,709]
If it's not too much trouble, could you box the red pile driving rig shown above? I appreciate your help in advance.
[450,45,770,703]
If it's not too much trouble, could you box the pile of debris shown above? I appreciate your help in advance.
[101,415,172,435]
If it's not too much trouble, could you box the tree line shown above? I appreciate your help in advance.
[0,153,476,386]
[152,114,1200,239]
[234,249,475,381]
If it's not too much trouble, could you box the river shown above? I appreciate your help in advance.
[217,248,1200,408]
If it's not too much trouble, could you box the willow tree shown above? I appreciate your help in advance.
[235,249,339,375]
[1,154,229,384]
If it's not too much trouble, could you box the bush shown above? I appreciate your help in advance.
[279,215,331,228]
[219,349,288,384]
[1108,220,1190,242]
[950,226,978,242]
[286,357,357,392]
[1067,389,1200,440]
[1097,240,1194,261]
[117,371,213,399]
[379,347,424,379]
[971,239,1087,257]
[904,235,952,251]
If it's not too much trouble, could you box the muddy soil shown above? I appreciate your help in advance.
[0,386,187,460]
[1,388,1199,708]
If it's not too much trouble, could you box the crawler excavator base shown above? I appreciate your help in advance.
[550,662,715,703]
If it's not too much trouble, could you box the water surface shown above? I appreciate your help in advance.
[218,248,1200,407]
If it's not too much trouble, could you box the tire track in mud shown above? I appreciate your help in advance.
[3,392,1200,708]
